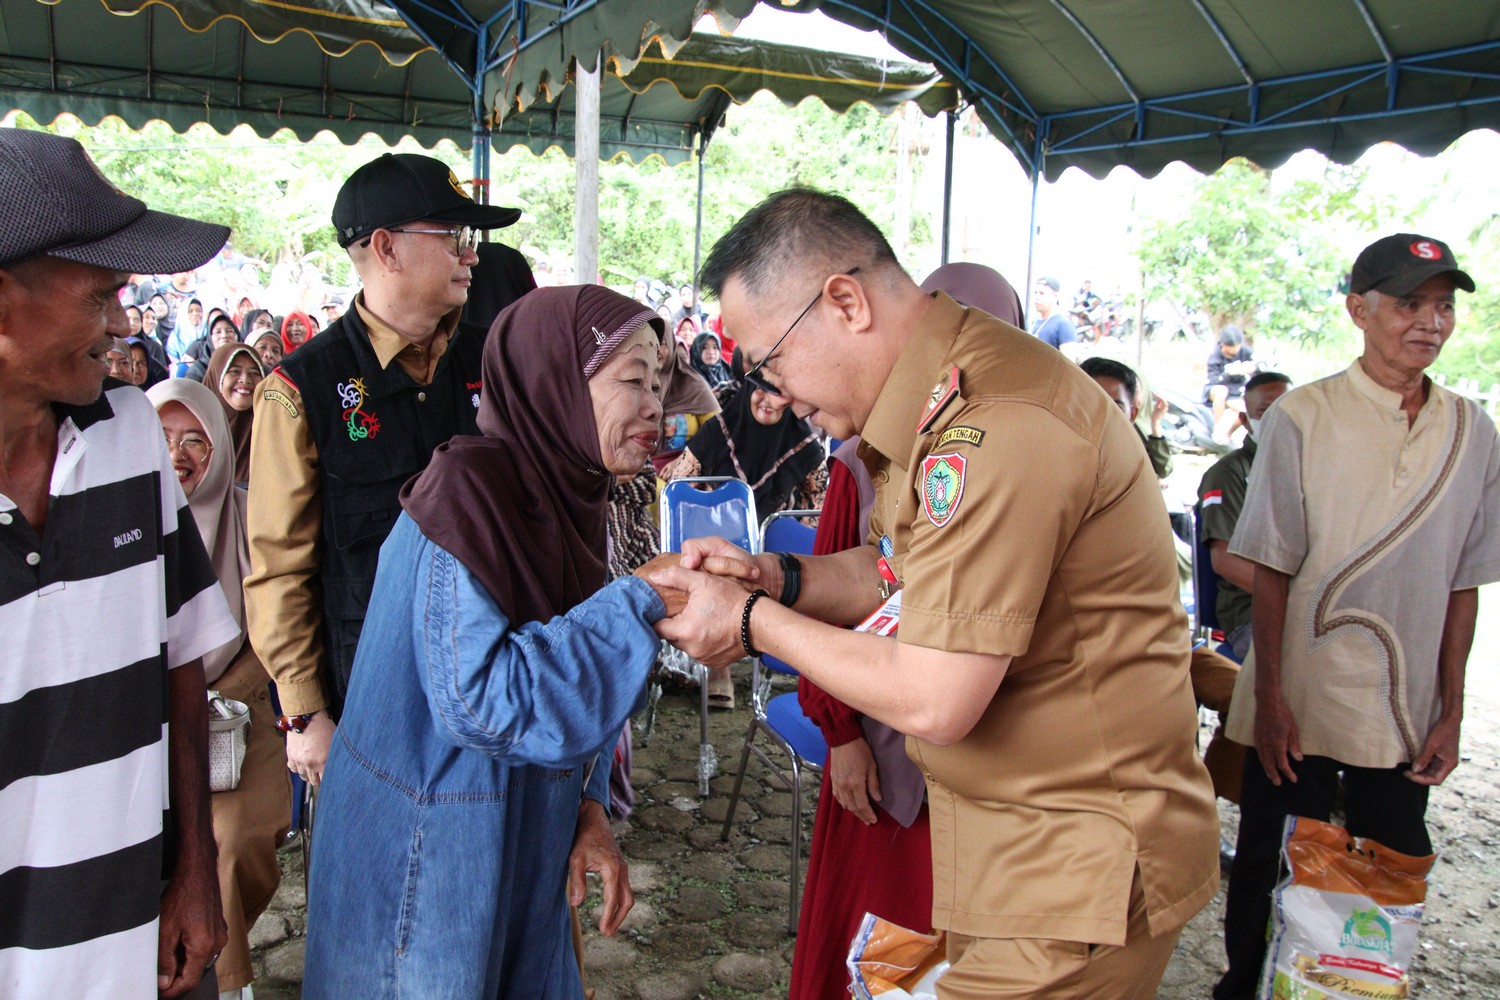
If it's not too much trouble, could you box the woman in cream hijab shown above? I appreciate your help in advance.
[147,379,290,1000]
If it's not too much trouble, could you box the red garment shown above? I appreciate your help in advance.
[790,457,933,1000]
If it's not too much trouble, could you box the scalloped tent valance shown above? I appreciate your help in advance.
[389,0,1500,181]
[0,0,953,164]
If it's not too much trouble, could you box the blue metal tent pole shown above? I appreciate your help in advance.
[1024,127,1043,316]
[941,109,954,265]
[472,22,490,206]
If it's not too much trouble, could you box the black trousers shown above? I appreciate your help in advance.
[1213,753,1432,1000]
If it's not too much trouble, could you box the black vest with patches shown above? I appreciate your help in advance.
[277,307,485,713]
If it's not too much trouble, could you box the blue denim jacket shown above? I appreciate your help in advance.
[304,514,664,999]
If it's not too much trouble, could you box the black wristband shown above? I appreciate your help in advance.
[775,551,802,608]
[741,588,770,658]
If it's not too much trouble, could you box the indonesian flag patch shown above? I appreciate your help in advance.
[1202,489,1224,507]
[920,453,967,528]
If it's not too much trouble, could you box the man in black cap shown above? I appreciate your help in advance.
[245,153,519,784]
[1204,324,1259,443]
[0,128,237,998]
[1214,233,1498,999]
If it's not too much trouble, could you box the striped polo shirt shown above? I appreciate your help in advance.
[0,382,237,998]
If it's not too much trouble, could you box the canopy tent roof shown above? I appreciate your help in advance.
[395,0,1500,180]
[0,0,951,162]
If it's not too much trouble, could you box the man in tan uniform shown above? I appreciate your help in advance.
[654,190,1219,997]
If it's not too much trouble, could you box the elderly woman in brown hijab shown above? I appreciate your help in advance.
[202,343,265,483]
[146,379,290,1000]
[303,286,686,999]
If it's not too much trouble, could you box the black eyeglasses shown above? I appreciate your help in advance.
[741,267,859,397]
[360,225,479,257]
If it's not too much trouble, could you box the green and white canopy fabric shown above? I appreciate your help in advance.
[398,0,1500,179]
[0,0,952,162]
[4,0,1497,176]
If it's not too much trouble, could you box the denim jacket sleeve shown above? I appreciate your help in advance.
[416,539,666,765]
[584,751,611,808]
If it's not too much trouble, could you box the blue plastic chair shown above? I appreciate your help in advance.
[656,477,760,795]
[719,509,827,934]
[1193,502,1241,655]
[660,476,759,555]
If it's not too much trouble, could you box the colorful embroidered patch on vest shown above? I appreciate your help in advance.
[919,453,966,528]
[337,376,381,441]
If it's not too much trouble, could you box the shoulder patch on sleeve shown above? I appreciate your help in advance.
[262,388,300,418]
[935,425,984,449]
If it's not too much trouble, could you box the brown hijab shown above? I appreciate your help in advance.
[202,343,263,484]
[400,285,664,624]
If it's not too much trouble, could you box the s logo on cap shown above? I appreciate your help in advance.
[1409,241,1441,260]
[447,170,471,201]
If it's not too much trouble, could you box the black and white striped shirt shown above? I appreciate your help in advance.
[0,382,236,998]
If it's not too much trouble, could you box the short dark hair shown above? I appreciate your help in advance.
[1218,325,1245,346]
[698,188,898,300]
[1244,370,1291,395]
[1079,356,1139,400]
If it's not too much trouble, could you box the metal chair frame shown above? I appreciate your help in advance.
[718,509,826,934]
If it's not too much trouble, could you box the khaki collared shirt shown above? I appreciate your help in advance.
[1227,360,1500,766]
[243,295,459,715]
[859,292,1219,944]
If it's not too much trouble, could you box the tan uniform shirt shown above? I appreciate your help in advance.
[243,296,458,716]
[860,292,1219,945]
[1226,360,1500,766]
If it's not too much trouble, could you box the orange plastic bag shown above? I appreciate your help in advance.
[846,913,947,999]
[1261,817,1435,999]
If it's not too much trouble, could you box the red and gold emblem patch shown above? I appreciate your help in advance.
[919,452,966,528]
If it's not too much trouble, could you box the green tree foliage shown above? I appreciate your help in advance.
[490,93,925,287]
[12,94,924,293]
[1136,159,1378,341]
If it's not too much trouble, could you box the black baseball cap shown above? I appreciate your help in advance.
[0,129,229,272]
[332,153,521,248]
[1350,233,1475,297]
[1035,276,1061,292]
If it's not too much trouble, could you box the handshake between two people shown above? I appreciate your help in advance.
[632,537,780,669]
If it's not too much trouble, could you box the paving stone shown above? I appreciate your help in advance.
[661,761,702,784]
[618,898,659,933]
[685,825,742,851]
[712,952,783,991]
[583,935,639,972]
[750,815,793,845]
[646,923,714,961]
[622,833,688,861]
[741,844,792,874]
[671,885,728,921]
[634,805,696,834]
[674,853,736,883]
[735,879,790,911]
[628,861,663,893]
[653,781,701,802]
[628,766,662,789]
[753,790,798,818]
[700,795,756,825]
[723,910,789,950]
[247,914,288,951]
[258,938,306,986]
[632,969,708,1000]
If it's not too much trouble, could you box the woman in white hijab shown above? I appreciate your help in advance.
[147,379,290,1000]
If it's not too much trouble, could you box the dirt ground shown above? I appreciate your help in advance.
[248,582,1500,998]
